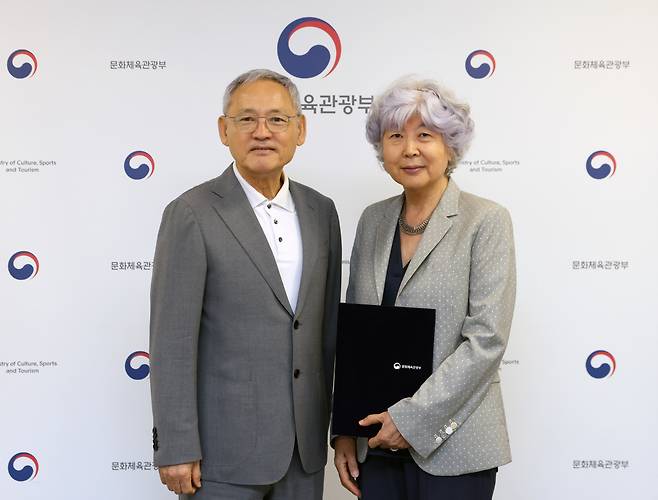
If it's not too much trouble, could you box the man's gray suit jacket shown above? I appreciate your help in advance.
[149,165,341,484]
[347,179,516,476]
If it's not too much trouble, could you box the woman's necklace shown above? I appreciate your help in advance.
[399,184,446,235]
[398,209,432,235]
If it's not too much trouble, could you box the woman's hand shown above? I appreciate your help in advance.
[334,436,361,497]
[360,411,410,451]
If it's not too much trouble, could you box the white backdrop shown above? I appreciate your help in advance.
[2,1,657,498]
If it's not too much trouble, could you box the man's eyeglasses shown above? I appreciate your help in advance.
[224,113,299,133]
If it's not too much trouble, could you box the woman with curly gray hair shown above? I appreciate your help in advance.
[333,78,516,499]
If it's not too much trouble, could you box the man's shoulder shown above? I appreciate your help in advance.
[164,176,220,213]
[179,177,217,202]
[289,179,336,209]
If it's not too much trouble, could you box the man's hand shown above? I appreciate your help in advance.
[334,436,361,498]
[360,412,410,451]
[159,461,202,495]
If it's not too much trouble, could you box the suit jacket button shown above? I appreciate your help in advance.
[293,320,300,330]
[293,369,300,378]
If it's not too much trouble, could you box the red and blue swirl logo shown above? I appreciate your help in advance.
[8,452,39,482]
[586,150,616,179]
[124,151,155,180]
[465,50,496,79]
[277,17,341,79]
[586,350,616,379]
[7,49,38,79]
[8,251,39,280]
[125,351,150,380]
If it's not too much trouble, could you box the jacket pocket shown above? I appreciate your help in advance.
[202,379,256,468]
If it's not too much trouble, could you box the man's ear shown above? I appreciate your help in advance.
[296,114,307,146]
[218,116,229,146]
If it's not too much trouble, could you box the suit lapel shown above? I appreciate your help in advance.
[397,179,460,297]
[210,166,293,317]
[289,181,319,316]
[374,196,404,304]
[290,181,320,316]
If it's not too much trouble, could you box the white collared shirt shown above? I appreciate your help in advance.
[233,164,303,313]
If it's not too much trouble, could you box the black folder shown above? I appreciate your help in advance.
[332,303,435,437]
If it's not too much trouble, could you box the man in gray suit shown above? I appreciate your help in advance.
[149,69,341,499]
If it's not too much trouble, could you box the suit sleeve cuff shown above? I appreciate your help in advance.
[388,402,461,460]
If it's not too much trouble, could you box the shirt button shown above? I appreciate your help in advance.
[267,203,271,209]
[435,435,443,444]
[278,237,283,242]
[274,219,278,224]
[293,369,300,378]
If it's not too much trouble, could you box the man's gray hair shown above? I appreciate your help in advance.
[365,77,474,176]
[222,69,302,115]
